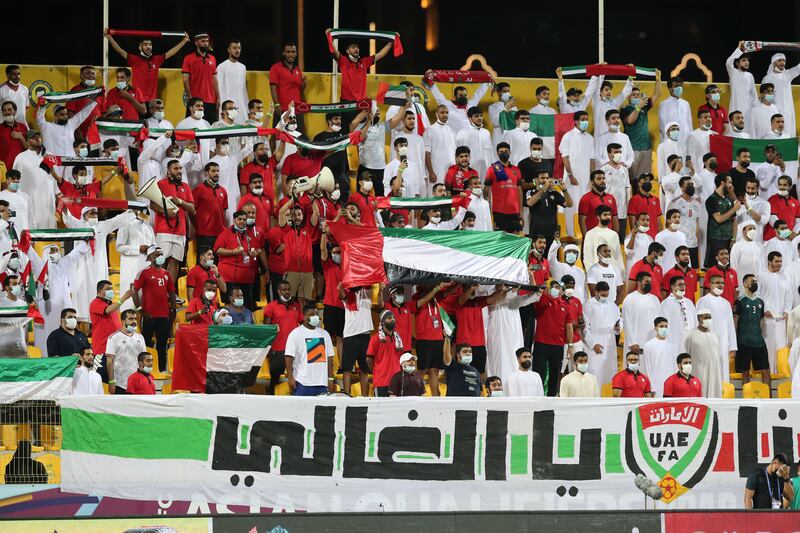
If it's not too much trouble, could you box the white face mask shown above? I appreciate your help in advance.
[550,287,561,298]
[330,124,342,132]
[577,363,589,373]
[84,79,96,87]
[471,187,482,197]
[565,251,578,265]
[49,253,60,264]
[397,146,408,157]
[674,289,685,299]
[745,228,757,240]
[711,287,724,296]
[700,318,712,328]
[192,109,205,120]
[638,225,650,233]
[286,123,298,131]
[627,362,639,372]
[220,314,233,325]
[519,121,530,131]
[429,216,441,224]
[115,81,127,90]
[460,355,473,365]
[564,288,575,298]
[226,109,238,120]
[530,149,543,159]
[78,147,89,157]
[218,144,230,155]
[251,186,264,195]
[330,189,341,201]
[490,390,504,397]
[539,98,549,107]
[612,153,623,163]
[361,181,373,192]
[670,222,681,231]
[402,364,416,374]
[608,124,620,133]
[142,366,153,373]
[500,92,512,102]
[778,189,790,197]
[681,363,692,375]
[204,290,216,301]
[393,294,405,304]
[3,115,14,124]
[254,111,264,120]
[152,111,165,121]
[86,217,99,227]
[64,317,78,330]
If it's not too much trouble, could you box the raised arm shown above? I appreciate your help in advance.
[325,29,341,60]
[165,32,191,60]
[468,82,491,108]
[374,40,394,62]
[104,29,128,60]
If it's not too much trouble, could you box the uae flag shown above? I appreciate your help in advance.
[709,136,798,174]
[374,195,470,211]
[376,83,408,106]
[0,356,78,401]
[327,222,532,288]
[500,112,575,175]
[172,324,277,394]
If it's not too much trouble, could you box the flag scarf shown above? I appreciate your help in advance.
[25,228,95,242]
[709,136,798,173]
[62,197,148,212]
[326,28,403,57]
[559,64,657,78]
[423,70,494,86]
[374,195,470,211]
[376,83,408,107]
[327,222,532,288]
[0,356,77,402]
[499,113,574,171]
[108,29,185,38]
[743,41,800,53]
[172,324,277,393]
[294,100,371,114]
[42,154,121,167]
[41,87,104,103]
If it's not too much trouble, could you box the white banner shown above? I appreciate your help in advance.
[59,395,800,512]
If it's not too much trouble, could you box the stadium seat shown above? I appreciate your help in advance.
[275,381,291,395]
[776,347,791,378]
[350,382,374,397]
[423,383,446,397]
[177,276,188,302]
[572,214,582,239]
[27,345,42,358]
[186,240,196,269]
[39,424,62,451]
[742,381,770,399]
[252,309,264,324]
[601,383,613,397]
[167,345,175,373]
[777,381,792,398]
[722,382,735,398]
[146,347,171,379]
[108,243,121,273]
[729,356,741,381]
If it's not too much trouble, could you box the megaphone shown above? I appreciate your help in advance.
[291,167,336,196]
[137,176,178,213]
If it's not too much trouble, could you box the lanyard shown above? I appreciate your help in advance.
[764,468,782,501]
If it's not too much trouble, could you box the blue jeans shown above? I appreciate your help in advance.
[294,383,328,396]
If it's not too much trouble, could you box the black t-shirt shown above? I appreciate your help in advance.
[745,468,785,509]
[46,328,89,357]
[444,360,481,396]
[313,131,349,176]
[527,189,565,234]
[729,167,755,198]
[518,157,553,185]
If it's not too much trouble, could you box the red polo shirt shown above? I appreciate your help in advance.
[385,300,413,350]
[562,296,583,343]
[322,258,344,308]
[337,55,374,101]
[186,264,218,292]
[629,259,663,298]
[89,297,121,354]
[702,265,738,306]
[611,369,652,397]
[181,51,218,104]
[267,227,286,274]
[238,192,273,233]
[263,300,304,351]
[239,157,278,202]
[367,332,402,388]
[153,179,194,236]
[484,162,522,214]
[628,194,662,238]
[350,192,377,227]
[528,255,550,286]
[441,292,489,347]
[0,120,27,168]
[105,85,145,120]
[58,180,102,219]
[578,190,618,231]
[127,53,166,101]
[444,165,478,193]
[663,372,702,397]
[766,194,800,240]
[281,151,326,180]
[186,296,218,324]
[413,295,443,341]
[533,293,576,346]
[192,182,228,237]
[698,102,729,135]
[214,226,260,283]
[133,266,174,318]
[661,265,699,302]
[268,61,304,108]
[280,223,317,273]
[126,370,156,394]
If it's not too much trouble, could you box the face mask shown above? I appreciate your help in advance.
[103,289,114,300]
[330,124,342,132]
[192,109,204,120]
[778,189,790,197]
[218,144,230,155]
[126,324,137,333]
[500,92,511,102]
[710,92,721,103]
[204,290,216,301]
[153,111,165,121]
[331,253,341,265]
[393,294,405,305]
[745,228,757,240]
[245,217,256,226]
[670,222,681,231]
[779,228,792,239]
[684,185,696,196]
[279,294,291,303]
[657,326,669,338]
[226,109,238,120]
[154,255,166,266]
[674,289,685,298]
[84,79,96,87]
[65,317,77,330]
[641,181,652,193]
[577,363,589,373]
[700,318,712,328]
[642,283,652,293]
[565,251,578,265]
[471,187,482,197]
[234,224,247,233]
[539,98,549,107]
[750,282,759,293]
[109,149,120,159]
[600,217,611,226]
[711,287,723,296]
[598,296,608,304]
[550,287,561,298]
[10,285,21,297]
[530,149,542,159]
[220,314,233,325]
[608,124,620,133]
[460,354,473,365]
[490,390,504,397]
[765,94,776,104]
[429,216,441,224]
[627,363,639,372]
[142,366,153,373]
[254,111,264,120]
[673,86,683,98]
[115,81,127,90]
[8,182,19,192]
[655,255,664,266]
[520,360,532,370]
[78,146,89,157]
[681,363,692,375]
[2,115,13,124]
[330,189,341,201]
[397,362,416,374]
[668,129,680,141]
[498,152,510,163]
[308,315,321,327]
[49,253,60,263]
[233,297,245,307]
[564,288,575,298]
[361,180,373,192]
[612,152,623,163]
[578,120,589,131]
[519,121,530,131]
[630,97,641,106]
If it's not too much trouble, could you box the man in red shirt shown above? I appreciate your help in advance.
[238,174,274,233]
[628,241,666,298]
[185,279,219,324]
[132,246,176,373]
[126,351,156,395]
[533,281,575,396]
[0,101,27,168]
[612,352,655,397]
[627,173,662,239]
[367,310,405,397]
[66,65,105,153]
[281,148,327,185]
[326,28,393,104]
[384,286,413,350]
[104,67,146,120]
[90,280,133,383]
[663,353,703,397]
[484,142,522,233]
[349,173,378,227]
[444,146,479,194]
[269,42,306,128]
[215,210,266,310]
[105,28,189,101]
[151,159,195,283]
[238,142,280,203]
[264,279,304,394]
[181,33,219,123]
[320,230,345,355]
[661,245,699,301]
[186,248,227,301]
[55,165,104,219]
[766,176,800,240]
[277,200,319,305]
[697,84,728,135]
[702,247,738,305]
[192,161,228,259]
[578,169,619,235]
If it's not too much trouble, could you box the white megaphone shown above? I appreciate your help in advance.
[291,167,336,196]
[137,177,179,214]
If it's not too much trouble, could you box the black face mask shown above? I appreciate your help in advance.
[684,185,696,196]
[520,360,532,370]
[642,282,652,293]
[750,282,759,292]
[708,161,718,170]
[600,218,611,226]
[455,96,468,106]
[257,154,268,163]
[679,259,690,268]
[641,182,653,193]
[741,161,750,168]
[498,152,510,163]
[384,321,396,331]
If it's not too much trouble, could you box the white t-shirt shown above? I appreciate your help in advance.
[586,261,623,303]
[105,330,147,391]
[72,366,104,395]
[284,324,334,387]
[343,288,374,337]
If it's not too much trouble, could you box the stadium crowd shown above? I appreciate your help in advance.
[2,31,800,400]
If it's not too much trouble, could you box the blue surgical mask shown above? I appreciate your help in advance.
[673,86,683,98]
[8,182,19,191]
[657,326,669,338]
[308,315,321,327]
[710,92,721,103]
[78,147,89,157]
[233,297,244,307]
[154,255,166,266]
[115,81,127,90]
[578,120,589,131]
[630,97,641,107]
[104,289,115,300]
[765,94,776,104]
[460,355,473,365]
[126,324,137,333]
[779,228,792,239]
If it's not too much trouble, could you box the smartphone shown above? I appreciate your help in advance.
[400,155,407,163]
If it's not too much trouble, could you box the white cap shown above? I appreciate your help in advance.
[399,352,414,364]
[697,307,712,316]
[772,53,786,64]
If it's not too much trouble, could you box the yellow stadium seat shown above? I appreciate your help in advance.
[776,347,791,378]
[146,347,171,379]
[177,276,188,302]
[573,213,582,239]
[777,381,792,398]
[252,309,264,324]
[186,240,196,269]
[256,358,271,381]
[161,382,172,395]
[423,383,447,397]
[167,345,175,373]
[107,242,121,273]
[350,382,374,397]
[275,381,291,395]
[39,424,62,451]
[743,381,770,399]
[27,345,42,358]
[601,383,613,397]
[102,383,109,394]
[729,357,741,381]
[722,382,735,398]
[346,144,359,172]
